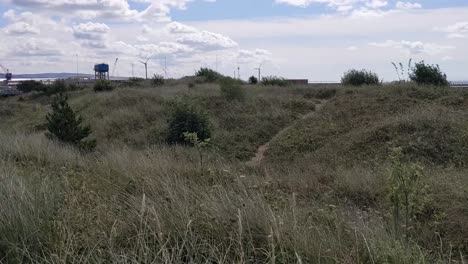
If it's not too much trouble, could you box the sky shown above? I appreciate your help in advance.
[0,0,467,81]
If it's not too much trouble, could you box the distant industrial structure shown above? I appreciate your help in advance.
[1,64,13,83]
[94,63,109,80]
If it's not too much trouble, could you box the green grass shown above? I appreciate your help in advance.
[0,80,466,263]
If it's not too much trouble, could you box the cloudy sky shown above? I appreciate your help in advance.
[1,0,467,81]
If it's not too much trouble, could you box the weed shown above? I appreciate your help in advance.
[152,74,165,87]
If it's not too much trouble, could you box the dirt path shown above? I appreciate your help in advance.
[246,100,328,167]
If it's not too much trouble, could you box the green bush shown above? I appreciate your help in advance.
[44,79,67,96]
[409,61,448,86]
[261,76,288,87]
[16,80,46,93]
[46,93,96,150]
[94,80,114,92]
[220,78,246,102]
[341,69,380,86]
[127,77,145,87]
[195,67,223,82]
[166,101,212,145]
[151,74,165,87]
[248,76,258,84]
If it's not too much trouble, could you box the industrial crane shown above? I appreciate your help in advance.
[0,64,12,83]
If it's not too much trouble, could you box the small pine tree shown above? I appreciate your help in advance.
[166,101,212,145]
[46,93,96,150]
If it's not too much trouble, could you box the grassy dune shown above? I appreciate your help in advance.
[0,80,467,263]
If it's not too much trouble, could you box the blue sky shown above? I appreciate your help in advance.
[1,0,468,81]
[170,0,468,21]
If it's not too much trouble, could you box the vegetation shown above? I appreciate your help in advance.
[0,75,467,263]
[261,76,288,86]
[341,69,380,86]
[93,79,114,92]
[183,131,211,174]
[195,67,223,82]
[16,80,46,93]
[151,73,165,86]
[392,59,412,82]
[410,61,449,86]
[219,77,246,101]
[248,75,258,84]
[45,79,68,95]
[166,100,212,145]
[46,93,96,150]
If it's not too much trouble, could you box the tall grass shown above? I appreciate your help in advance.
[0,81,466,263]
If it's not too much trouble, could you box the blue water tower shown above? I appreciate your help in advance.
[94,63,109,80]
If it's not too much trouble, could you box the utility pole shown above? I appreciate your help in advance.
[75,54,79,84]
[237,66,240,80]
[164,56,167,78]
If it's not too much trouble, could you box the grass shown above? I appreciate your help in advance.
[0,80,467,263]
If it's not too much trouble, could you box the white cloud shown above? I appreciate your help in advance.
[395,1,422,10]
[73,22,110,40]
[436,22,468,39]
[275,0,389,13]
[13,38,64,57]
[237,49,272,65]
[369,40,455,55]
[166,21,198,34]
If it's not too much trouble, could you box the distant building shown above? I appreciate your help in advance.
[287,79,308,85]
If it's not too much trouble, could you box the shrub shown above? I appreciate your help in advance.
[195,67,223,82]
[166,101,212,145]
[46,93,96,150]
[261,76,288,87]
[409,61,448,86]
[341,69,380,86]
[44,79,67,95]
[127,77,145,87]
[220,78,246,102]
[16,80,46,93]
[248,76,258,84]
[94,80,114,92]
[151,74,165,87]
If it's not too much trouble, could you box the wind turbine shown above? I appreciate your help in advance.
[139,58,150,79]
[161,56,167,78]
[254,63,263,82]
[111,58,119,77]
